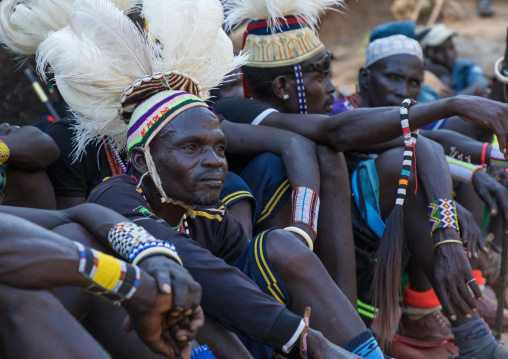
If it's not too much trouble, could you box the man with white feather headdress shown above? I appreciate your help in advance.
[33,0,386,358]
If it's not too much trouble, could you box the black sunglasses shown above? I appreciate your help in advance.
[283,51,332,75]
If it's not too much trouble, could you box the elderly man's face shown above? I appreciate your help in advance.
[150,107,228,206]
[366,54,424,107]
[427,37,457,71]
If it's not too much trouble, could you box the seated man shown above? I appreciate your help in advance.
[419,24,488,97]
[0,204,204,359]
[37,0,368,358]
[0,122,59,209]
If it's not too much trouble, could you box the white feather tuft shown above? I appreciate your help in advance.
[36,0,152,157]
[0,0,73,56]
[143,0,247,99]
[0,0,142,57]
[223,0,346,33]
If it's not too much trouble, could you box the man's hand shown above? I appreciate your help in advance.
[123,256,203,358]
[453,96,508,156]
[433,229,482,322]
[456,201,486,258]
[473,168,508,227]
[139,255,202,316]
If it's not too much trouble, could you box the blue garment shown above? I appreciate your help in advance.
[451,58,487,93]
[351,159,386,239]
[239,153,291,229]
[220,172,257,223]
[235,228,291,359]
[220,153,290,230]
[417,85,448,130]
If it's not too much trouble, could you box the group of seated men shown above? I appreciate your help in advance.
[3,0,508,358]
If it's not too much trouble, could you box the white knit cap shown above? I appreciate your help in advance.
[420,24,455,49]
[365,34,423,68]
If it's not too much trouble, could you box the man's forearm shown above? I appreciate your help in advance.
[421,129,487,164]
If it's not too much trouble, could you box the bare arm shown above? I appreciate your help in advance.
[221,120,320,192]
[0,213,203,359]
[0,203,126,248]
[420,129,488,163]
[0,124,60,171]
[262,96,508,156]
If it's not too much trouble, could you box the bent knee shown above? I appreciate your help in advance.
[265,229,319,278]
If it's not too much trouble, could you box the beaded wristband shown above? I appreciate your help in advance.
[108,222,182,266]
[191,345,216,359]
[434,239,464,250]
[446,156,484,182]
[74,241,140,303]
[481,142,490,165]
[299,307,311,359]
[428,199,460,236]
[284,226,313,252]
[396,98,417,206]
[0,140,10,165]
[489,145,508,166]
[131,240,183,266]
[291,186,320,235]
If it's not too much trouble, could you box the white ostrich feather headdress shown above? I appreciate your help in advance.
[36,0,246,157]
[223,0,345,68]
[0,0,139,57]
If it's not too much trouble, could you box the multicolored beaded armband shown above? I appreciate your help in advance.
[74,241,140,303]
[428,199,460,235]
[108,222,183,266]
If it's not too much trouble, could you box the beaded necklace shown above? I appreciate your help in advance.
[103,136,128,175]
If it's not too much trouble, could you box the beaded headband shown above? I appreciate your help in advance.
[127,90,209,153]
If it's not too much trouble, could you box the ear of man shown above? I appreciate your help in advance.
[130,147,149,175]
[272,75,293,101]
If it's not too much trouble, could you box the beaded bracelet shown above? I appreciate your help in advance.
[108,222,183,266]
[428,199,460,236]
[434,239,464,250]
[284,226,313,252]
[299,307,311,359]
[74,241,140,303]
[481,142,490,165]
[291,186,320,235]
[446,156,484,182]
[131,240,183,266]
[0,140,10,165]
[489,145,508,166]
[395,98,417,206]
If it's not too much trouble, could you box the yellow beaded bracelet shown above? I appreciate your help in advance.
[0,140,10,165]
[434,239,463,250]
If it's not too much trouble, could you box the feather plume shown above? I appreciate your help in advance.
[0,0,73,56]
[36,0,246,158]
[36,0,152,156]
[143,0,247,99]
[0,0,141,57]
[223,0,347,33]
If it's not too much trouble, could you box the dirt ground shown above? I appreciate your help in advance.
[318,0,508,94]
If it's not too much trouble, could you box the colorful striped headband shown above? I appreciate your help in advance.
[127,90,209,153]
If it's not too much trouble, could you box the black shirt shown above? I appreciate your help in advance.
[87,175,302,350]
[46,118,112,198]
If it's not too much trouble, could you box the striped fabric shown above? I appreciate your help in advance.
[127,90,209,152]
